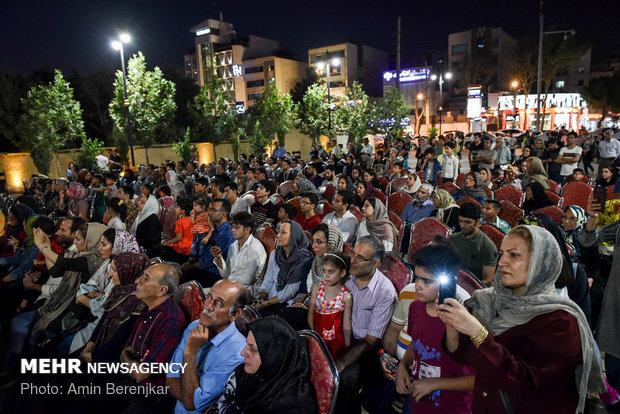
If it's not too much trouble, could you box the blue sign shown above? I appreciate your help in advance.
[383,68,430,83]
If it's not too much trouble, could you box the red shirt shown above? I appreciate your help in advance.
[172,216,192,255]
[296,213,322,233]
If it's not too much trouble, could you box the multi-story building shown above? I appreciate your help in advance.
[184,51,199,84]
[243,56,307,106]
[308,42,388,98]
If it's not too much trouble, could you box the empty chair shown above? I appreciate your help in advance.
[389,177,408,195]
[174,281,206,322]
[321,184,337,203]
[387,192,414,216]
[479,224,505,251]
[456,197,483,209]
[438,182,460,196]
[373,188,387,203]
[387,210,405,252]
[544,189,563,207]
[379,251,413,294]
[498,200,523,228]
[299,330,339,414]
[457,269,486,294]
[532,206,564,227]
[255,224,277,258]
[315,200,334,219]
[493,186,525,207]
[548,179,561,193]
[279,180,293,196]
[562,181,593,210]
[348,205,364,223]
[377,176,390,193]
[406,218,451,263]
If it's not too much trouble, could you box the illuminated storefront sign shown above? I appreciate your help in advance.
[232,64,243,77]
[383,68,430,83]
[497,93,587,111]
[467,85,482,118]
[195,27,211,36]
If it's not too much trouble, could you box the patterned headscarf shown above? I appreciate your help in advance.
[566,205,587,230]
[563,205,587,257]
[297,178,320,194]
[68,182,87,200]
[111,229,140,255]
[466,225,605,412]
[310,225,344,288]
[433,189,457,210]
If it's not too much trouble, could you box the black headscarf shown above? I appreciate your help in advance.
[522,182,553,216]
[275,221,314,291]
[231,317,317,414]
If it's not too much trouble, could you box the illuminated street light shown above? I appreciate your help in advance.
[511,80,519,128]
[430,61,451,134]
[111,33,135,167]
[416,93,424,101]
[315,51,341,134]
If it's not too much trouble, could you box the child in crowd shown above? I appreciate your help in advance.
[545,139,562,184]
[441,142,459,183]
[157,198,193,264]
[308,251,352,359]
[396,244,474,413]
[188,195,211,260]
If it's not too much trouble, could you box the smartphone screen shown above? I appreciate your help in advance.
[438,273,457,304]
[593,187,607,213]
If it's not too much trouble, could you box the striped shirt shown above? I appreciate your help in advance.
[345,269,397,340]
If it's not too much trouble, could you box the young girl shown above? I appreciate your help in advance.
[307,251,352,359]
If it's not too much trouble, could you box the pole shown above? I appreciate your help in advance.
[396,16,401,93]
[536,0,544,132]
[425,65,430,132]
[513,87,518,129]
[326,54,332,136]
[438,73,443,135]
[119,43,136,167]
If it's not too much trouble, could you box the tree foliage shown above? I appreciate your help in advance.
[73,135,105,172]
[290,67,319,103]
[109,52,176,163]
[17,69,84,175]
[249,80,293,147]
[371,86,409,142]
[334,81,371,145]
[172,127,198,164]
[582,73,620,127]
[293,83,330,143]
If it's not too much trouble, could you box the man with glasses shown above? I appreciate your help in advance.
[167,279,250,413]
[322,189,359,244]
[335,235,397,413]
[296,192,321,232]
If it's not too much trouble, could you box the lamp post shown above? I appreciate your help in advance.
[316,51,340,136]
[111,33,135,167]
[430,64,452,135]
[511,80,519,129]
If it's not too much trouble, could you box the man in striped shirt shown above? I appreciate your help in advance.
[335,235,397,413]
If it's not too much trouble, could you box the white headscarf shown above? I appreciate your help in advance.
[130,195,160,235]
[166,171,186,198]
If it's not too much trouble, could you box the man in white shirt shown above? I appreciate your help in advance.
[360,137,374,156]
[598,129,620,175]
[211,211,267,294]
[558,132,583,183]
[321,189,359,244]
[95,153,109,171]
[224,181,251,216]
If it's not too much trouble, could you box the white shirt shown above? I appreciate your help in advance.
[95,154,109,171]
[599,139,620,159]
[441,154,459,179]
[559,146,583,176]
[230,197,251,216]
[215,234,267,291]
[321,210,359,244]
[361,144,374,155]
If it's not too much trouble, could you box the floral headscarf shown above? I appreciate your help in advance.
[68,182,87,200]
[112,229,140,255]
[310,225,344,289]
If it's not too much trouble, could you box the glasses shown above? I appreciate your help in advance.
[351,254,373,263]
[300,201,311,206]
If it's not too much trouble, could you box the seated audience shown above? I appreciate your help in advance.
[481,199,511,233]
[357,198,399,252]
[296,192,322,232]
[402,183,435,224]
[250,180,278,227]
[155,198,194,264]
[322,189,359,245]
[431,189,461,232]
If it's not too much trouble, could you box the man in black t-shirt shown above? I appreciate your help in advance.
[108,148,123,175]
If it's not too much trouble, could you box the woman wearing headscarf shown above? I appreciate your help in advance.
[522,182,554,216]
[297,177,320,196]
[306,224,344,295]
[256,221,314,315]
[479,167,493,189]
[166,170,187,199]
[356,197,399,252]
[431,189,461,232]
[456,172,487,204]
[67,182,90,222]
[131,193,162,257]
[404,172,421,195]
[213,317,317,414]
[439,225,606,414]
[521,157,550,190]
[80,251,150,363]
[0,204,32,258]
[514,144,533,172]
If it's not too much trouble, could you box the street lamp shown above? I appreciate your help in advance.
[315,51,340,134]
[511,80,519,129]
[430,66,452,134]
[111,33,135,167]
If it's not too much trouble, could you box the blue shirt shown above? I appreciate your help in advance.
[168,321,246,414]
[272,147,287,158]
[401,200,435,224]
[198,221,234,274]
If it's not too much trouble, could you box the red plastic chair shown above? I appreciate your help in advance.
[498,200,523,228]
[406,218,451,263]
[321,184,337,203]
[279,180,293,196]
[379,251,413,294]
[483,187,493,198]
[456,197,482,209]
[387,192,414,216]
[457,269,486,294]
[438,182,460,196]
[387,210,405,249]
[562,181,593,210]
[455,173,467,188]
[493,186,525,207]
[255,224,277,258]
[174,281,205,322]
[373,188,387,203]
[234,306,260,337]
[548,179,560,193]
[349,206,364,223]
[241,191,257,205]
[269,194,285,209]
[544,190,563,207]
[565,175,591,185]
[342,243,355,258]
[299,330,339,414]
[416,171,425,179]
[533,206,564,227]
[479,224,505,251]
[316,201,334,219]
[286,196,302,218]
[388,177,408,195]
[377,176,390,193]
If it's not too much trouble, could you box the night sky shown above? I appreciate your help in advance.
[1,0,618,75]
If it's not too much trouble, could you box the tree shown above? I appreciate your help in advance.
[290,67,319,103]
[293,83,330,143]
[17,69,85,175]
[172,127,198,164]
[334,81,372,145]
[509,37,539,98]
[0,71,27,152]
[250,80,293,147]
[371,86,409,143]
[109,52,176,164]
[76,69,115,144]
[73,135,105,172]
[582,73,620,127]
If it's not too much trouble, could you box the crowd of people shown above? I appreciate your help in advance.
[0,127,618,413]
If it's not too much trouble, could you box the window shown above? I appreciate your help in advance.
[248,93,262,101]
[452,44,467,55]
[246,79,264,88]
[576,80,584,86]
[245,66,264,74]
[555,80,565,88]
